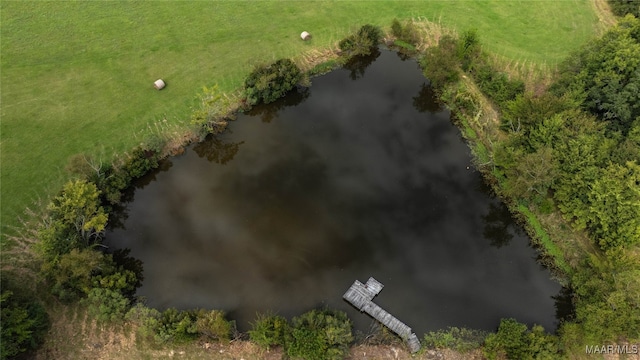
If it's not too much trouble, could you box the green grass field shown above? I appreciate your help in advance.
[1,1,599,235]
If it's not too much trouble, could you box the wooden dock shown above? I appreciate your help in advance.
[343,277,421,353]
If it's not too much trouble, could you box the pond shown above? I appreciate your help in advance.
[105,49,565,336]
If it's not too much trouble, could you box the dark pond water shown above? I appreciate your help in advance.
[106,50,564,336]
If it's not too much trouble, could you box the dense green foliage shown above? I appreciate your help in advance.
[286,309,353,360]
[422,327,487,352]
[483,319,558,360]
[84,288,131,323]
[422,16,640,353]
[488,16,640,346]
[338,24,383,57]
[244,59,302,106]
[101,147,161,205]
[36,180,107,260]
[552,15,640,134]
[495,17,640,255]
[607,0,640,17]
[249,312,288,349]
[126,304,231,344]
[421,28,523,105]
[0,289,49,360]
[461,30,524,107]
[390,18,421,48]
[420,35,460,89]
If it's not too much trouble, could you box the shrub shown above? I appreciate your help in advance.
[244,58,302,106]
[357,24,383,46]
[99,146,160,205]
[423,327,487,352]
[607,0,640,17]
[0,290,49,359]
[84,288,130,323]
[483,318,559,360]
[126,303,162,339]
[471,63,525,107]
[338,24,382,58]
[390,18,421,46]
[122,147,160,180]
[420,35,460,89]
[151,308,199,344]
[249,312,289,349]
[286,309,353,360]
[190,84,231,138]
[127,304,232,344]
[457,29,481,71]
[194,309,231,341]
[391,18,403,38]
[43,248,104,302]
[37,179,108,259]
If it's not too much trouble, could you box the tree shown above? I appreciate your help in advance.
[244,59,302,105]
[503,146,558,199]
[0,290,49,359]
[1,290,34,359]
[338,24,382,58]
[44,248,103,302]
[38,179,108,259]
[552,15,640,134]
[607,0,640,17]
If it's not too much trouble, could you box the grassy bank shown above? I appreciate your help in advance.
[0,1,600,235]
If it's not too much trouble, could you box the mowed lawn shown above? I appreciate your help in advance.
[1,1,598,235]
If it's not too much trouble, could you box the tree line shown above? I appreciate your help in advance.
[421,14,640,353]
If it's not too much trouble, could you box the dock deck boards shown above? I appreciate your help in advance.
[343,277,421,353]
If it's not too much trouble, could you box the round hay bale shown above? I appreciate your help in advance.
[154,79,166,90]
[300,31,311,41]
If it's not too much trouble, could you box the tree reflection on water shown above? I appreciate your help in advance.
[193,135,244,165]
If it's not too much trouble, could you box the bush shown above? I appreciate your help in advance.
[249,312,289,349]
[483,318,559,360]
[244,58,302,106]
[357,24,383,46]
[0,290,49,360]
[607,0,640,17]
[151,308,199,344]
[286,309,353,360]
[423,327,487,352]
[338,24,382,58]
[99,146,160,205]
[391,18,403,38]
[457,29,481,71]
[44,248,104,302]
[390,19,421,46]
[194,309,231,341]
[84,288,130,323]
[420,35,460,89]
[127,304,231,344]
[471,63,525,107]
[37,179,108,259]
